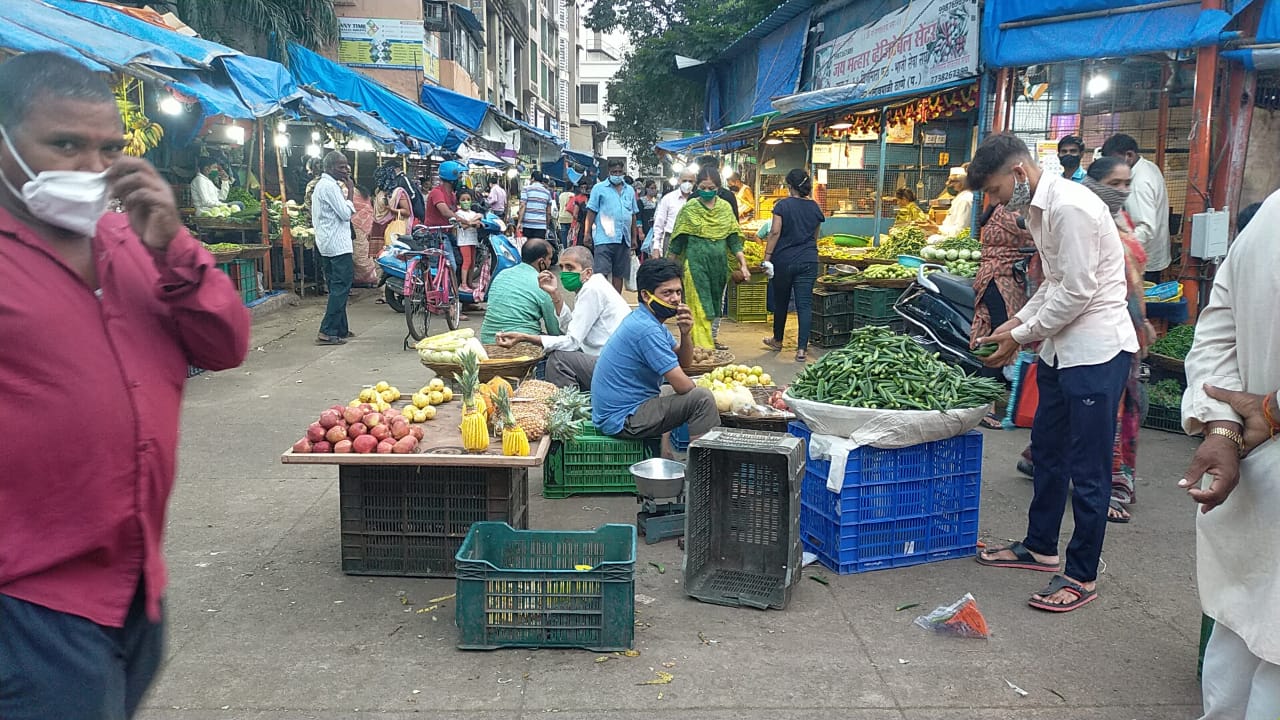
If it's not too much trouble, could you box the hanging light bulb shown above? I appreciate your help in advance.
[671,161,685,173]
[274,133,289,148]
[828,118,852,130]
[159,97,183,116]
[277,120,287,133]
[306,144,322,158]
[1087,74,1111,97]
[224,125,245,144]
[310,130,322,142]
[764,137,783,145]
[506,167,518,178]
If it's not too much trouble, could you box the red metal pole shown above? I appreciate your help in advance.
[1156,63,1170,169]
[992,68,1011,133]
[1179,0,1223,321]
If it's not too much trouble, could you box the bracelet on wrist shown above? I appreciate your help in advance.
[1263,391,1280,438]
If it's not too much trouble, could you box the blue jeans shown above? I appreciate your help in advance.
[770,261,819,349]
[319,252,353,339]
[1024,351,1132,583]
[0,582,165,720]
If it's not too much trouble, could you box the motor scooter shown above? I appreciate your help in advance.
[376,210,517,312]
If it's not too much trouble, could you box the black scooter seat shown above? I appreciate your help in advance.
[929,272,976,311]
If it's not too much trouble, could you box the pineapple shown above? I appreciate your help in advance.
[454,351,489,452]
[494,387,529,456]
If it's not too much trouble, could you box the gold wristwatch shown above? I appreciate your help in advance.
[1208,427,1245,453]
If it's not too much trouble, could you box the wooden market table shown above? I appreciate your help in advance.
[281,401,550,578]
[191,217,262,245]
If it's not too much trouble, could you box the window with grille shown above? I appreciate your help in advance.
[578,83,599,105]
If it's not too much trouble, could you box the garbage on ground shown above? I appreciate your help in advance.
[913,593,990,639]
[1004,678,1028,697]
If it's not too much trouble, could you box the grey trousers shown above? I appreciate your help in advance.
[545,349,597,392]
[615,386,720,440]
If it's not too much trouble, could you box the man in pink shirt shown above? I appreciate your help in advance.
[0,52,251,718]
[968,133,1138,614]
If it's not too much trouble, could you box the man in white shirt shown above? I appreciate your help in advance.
[969,133,1139,613]
[1102,133,1171,281]
[494,246,630,391]
[311,151,355,345]
[930,166,974,241]
[650,168,696,257]
[190,158,230,214]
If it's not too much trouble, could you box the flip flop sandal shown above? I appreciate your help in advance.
[762,337,783,351]
[1028,574,1098,613]
[979,413,1004,429]
[976,541,1059,572]
[1107,498,1131,524]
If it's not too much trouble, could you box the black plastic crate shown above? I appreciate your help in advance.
[853,285,903,318]
[339,465,529,578]
[852,314,905,334]
[810,329,851,348]
[812,289,854,316]
[1143,403,1184,433]
[812,311,855,337]
[685,428,804,610]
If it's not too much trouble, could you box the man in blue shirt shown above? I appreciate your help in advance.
[1058,135,1087,182]
[592,258,719,442]
[585,158,641,293]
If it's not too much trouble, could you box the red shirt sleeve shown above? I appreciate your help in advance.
[147,228,252,371]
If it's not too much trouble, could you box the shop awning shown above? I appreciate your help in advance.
[563,149,598,168]
[750,9,810,118]
[983,0,1239,67]
[287,43,469,151]
[1222,0,1280,68]
[294,92,400,147]
[0,20,110,71]
[654,130,753,154]
[40,0,232,67]
[771,78,974,119]
[419,83,490,133]
[5,0,190,70]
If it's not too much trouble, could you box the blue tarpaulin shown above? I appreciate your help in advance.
[288,43,468,151]
[563,149,597,168]
[419,83,490,132]
[983,0,1238,68]
[221,54,302,116]
[40,0,232,66]
[655,130,752,154]
[6,0,190,69]
[1259,0,1280,40]
[295,93,399,146]
[0,20,110,70]
[1223,0,1280,67]
[752,10,810,118]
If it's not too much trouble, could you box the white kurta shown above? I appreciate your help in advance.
[1182,189,1280,665]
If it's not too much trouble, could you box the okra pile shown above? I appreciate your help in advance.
[790,327,1005,411]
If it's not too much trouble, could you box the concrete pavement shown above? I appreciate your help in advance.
[141,291,1206,719]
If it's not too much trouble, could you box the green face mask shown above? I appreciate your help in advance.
[697,189,718,200]
[559,271,583,292]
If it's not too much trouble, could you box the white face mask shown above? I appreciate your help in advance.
[679,181,693,195]
[0,125,109,237]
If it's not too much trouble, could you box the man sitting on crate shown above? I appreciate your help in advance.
[479,238,561,345]
[591,257,720,448]
[495,245,630,391]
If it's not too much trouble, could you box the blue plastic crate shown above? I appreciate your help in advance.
[790,421,982,574]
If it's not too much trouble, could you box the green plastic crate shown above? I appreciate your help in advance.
[812,311,854,336]
[727,273,768,322]
[232,258,260,304]
[812,289,854,316]
[454,522,636,651]
[810,330,851,348]
[1143,403,1183,433]
[542,424,656,498]
[852,285,902,318]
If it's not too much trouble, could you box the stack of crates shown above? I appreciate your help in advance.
[727,272,769,322]
[811,289,855,348]
[851,285,905,333]
[232,258,260,304]
[790,421,982,574]
[542,424,657,498]
[684,428,804,610]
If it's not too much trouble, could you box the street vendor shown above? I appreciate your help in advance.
[495,246,630,391]
[891,187,929,229]
[191,158,232,214]
[728,173,755,222]
[591,257,720,443]
[929,166,974,242]
[479,238,561,344]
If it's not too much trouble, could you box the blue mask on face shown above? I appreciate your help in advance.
[609,175,624,185]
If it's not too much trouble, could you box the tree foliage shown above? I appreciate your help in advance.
[176,0,338,57]
[584,0,776,158]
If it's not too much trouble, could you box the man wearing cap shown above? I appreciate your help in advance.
[1058,135,1087,182]
[932,166,974,240]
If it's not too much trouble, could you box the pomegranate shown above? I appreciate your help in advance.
[333,439,353,454]
[292,438,313,453]
[352,435,378,453]
[318,409,341,429]
[325,425,347,444]
[312,441,332,453]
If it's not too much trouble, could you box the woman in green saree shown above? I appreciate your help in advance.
[669,167,750,349]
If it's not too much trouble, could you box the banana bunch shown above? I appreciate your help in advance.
[115,80,164,157]
[123,122,164,157]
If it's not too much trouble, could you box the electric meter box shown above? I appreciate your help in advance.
[1189,208,1230,259]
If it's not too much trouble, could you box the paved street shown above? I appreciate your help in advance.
[141,292,1205,720]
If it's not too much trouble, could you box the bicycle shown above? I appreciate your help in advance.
[402,224,461,342]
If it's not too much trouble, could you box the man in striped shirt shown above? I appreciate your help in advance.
[516,171,556,241]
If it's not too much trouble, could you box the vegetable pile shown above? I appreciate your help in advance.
[944,259,979,277]
[1148,379,1185,408]
[861,263,917,280]
[1151,324,1195,359]
[742,240,765,266]
[867,226,928,259]
[789,327,1005,410]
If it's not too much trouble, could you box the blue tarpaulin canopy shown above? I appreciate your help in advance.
[1223,0,1280,68]
[655,130,753,154]
[419,83,490,133]
[288,43,468,151]
[0,20,110,71]
[5,0,191,69]
[983,0,1239,68]
[751,10,810,118]
[40,0,232,67]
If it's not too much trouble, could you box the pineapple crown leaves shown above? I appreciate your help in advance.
[494,386,516,425]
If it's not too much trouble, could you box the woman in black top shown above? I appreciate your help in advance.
[761,168,826,361]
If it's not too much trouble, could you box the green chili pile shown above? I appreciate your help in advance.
[1150,324,1195,359]
[789,327,1006,411]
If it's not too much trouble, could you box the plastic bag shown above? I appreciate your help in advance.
[624,255,638,292]
[913,593,990,639]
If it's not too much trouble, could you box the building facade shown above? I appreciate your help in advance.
[576,29,632,170]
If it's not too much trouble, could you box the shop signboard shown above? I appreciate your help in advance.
[338,17,425,70]
[812,0,979,95]
[423,33,441,82]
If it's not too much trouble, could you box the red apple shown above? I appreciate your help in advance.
[390,422,410,440]
[370,424,390,441]
[329,404,346,414]
[325,425,347,444]
[306,423,326,442]
[348,422,368,438]
[319,409,341,429]
[343,407,363,425]
[292,438,313,453]
[359,403,376,415]
[376,440,395,454]
[409,425,424,440]
[312,440,332,453]
[364,412,383,428]
[392,437,417,453]
[352,435,378,453]
[333,439,353,454]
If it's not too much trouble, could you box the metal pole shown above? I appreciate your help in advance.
[873,107,887,242]
[257,118,272,291]
[1180,0,1224,320]
[1220,67,1255,237]
[1000,0,1197,29]
[276,142,298,296]
[1156,63,1171,168]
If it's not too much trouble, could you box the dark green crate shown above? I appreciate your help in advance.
[1143,403,1183,433]
[811,330,851,348]
[851,314,905,334]
[542,424,657,498]
[727,273,768,322]
[812,289,854,316]
[232,258,260,304]
[812,311,855,336]
[853,285,902,318]
[455,522,636,651]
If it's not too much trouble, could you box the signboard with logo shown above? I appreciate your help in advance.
[812,0,979,95]
[338,17,425,69]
